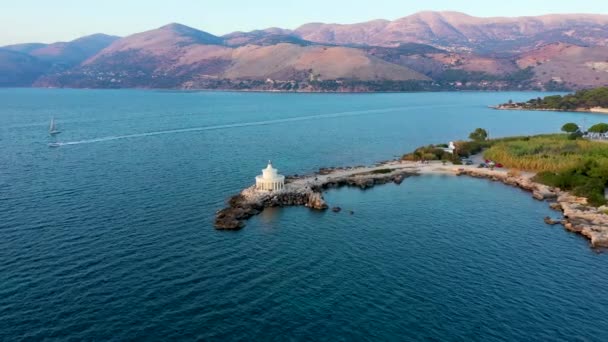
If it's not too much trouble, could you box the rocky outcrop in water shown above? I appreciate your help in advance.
[214,166,417,230]
[215,191,328,230]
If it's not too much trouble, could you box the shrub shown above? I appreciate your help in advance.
[561,122,579,133]
[588,123,608,133]
[469,128,488,141]
[568,131,584,140]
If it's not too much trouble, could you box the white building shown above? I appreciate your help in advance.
[256,161,285,191]
[443,141,456,154]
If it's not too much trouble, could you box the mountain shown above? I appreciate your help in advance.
[516,43,608,88]
[5,34,119,67]
[223,28,310,46]
[3,12,608,91]
[0,49,49,86]
[295,12,608,52]
[2,43,47,54]
[223,44,429,81]
[35,24,428,89]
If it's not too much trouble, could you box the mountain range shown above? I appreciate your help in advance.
[2,11,608,91]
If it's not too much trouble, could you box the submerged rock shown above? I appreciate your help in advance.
[549,203,563,211]
[544,216,563,225]
[393,174,405,185]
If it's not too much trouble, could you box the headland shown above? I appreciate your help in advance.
[214,157,608,248]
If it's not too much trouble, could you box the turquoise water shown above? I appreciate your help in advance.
[1,89,607,340]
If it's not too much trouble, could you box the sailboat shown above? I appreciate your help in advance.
[49,117,61,136]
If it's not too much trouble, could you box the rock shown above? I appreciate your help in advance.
[549,202,563,211]
[532,189,557,201]
[591,233,608,247]
[214,215,245,230]
[358,179,375,189]
[307,192,328,210]
[393,174,405,185]
[332,206,342,213]
[544,216,562,225]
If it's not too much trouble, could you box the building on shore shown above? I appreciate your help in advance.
[256,161,285,191]
[443,141,456,154]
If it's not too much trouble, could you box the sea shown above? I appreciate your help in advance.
[1,89,607,341]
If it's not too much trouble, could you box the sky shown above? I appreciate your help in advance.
[1,0,608,45]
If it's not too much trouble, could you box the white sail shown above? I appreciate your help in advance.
[49,117,61,135]
[49,117,56,132]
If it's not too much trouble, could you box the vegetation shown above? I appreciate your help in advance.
[402,128,492,162]
[454,140,493,157]
[403,127,608,206]
[561,122,580,133]
[588,123,608,133]
[535,160,608,206]
[371,168,393,174]
[483,134,608,206]
[500,87,608,111]
[469,128,488,141]
[438,67,534,84]
[401,145,461,164]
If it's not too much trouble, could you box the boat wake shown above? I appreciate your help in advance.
[55,105,451,146]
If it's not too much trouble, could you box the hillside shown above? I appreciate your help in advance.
[294,12,608,52]
[5,34,119,68]
[3,11,608,91]
[0,49,49,86]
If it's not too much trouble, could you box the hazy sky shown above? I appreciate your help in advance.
[2,0,608,45]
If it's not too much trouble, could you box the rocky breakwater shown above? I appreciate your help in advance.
[214,163,419,230]
[456,167,608,247]
[557,194,608,247]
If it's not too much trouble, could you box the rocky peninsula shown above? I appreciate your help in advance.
[492,86,608,114]
[215,158,608,248]
[492,103,608,114]
[214,161,419,230]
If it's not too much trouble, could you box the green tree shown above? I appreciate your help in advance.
[588,123,608,133]
[469,128,489,141]
[561,122,580,133]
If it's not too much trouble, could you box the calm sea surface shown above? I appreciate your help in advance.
[1,89,607,341]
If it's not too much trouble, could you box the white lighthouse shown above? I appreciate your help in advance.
[255,161,285,191]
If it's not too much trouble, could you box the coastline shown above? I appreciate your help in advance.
[214,159,608,248]
[492,105,608,114]
[28,86,552,95]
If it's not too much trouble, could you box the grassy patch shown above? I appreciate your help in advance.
[483,134,608,206]
[371,168,393,174]
[483,134,608,172]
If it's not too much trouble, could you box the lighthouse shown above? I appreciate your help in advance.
[255,161,285,191]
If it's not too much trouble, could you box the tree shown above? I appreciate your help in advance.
[568,131,584,140]
[561,122,580,133]
[588,123,608,133]
[469,128,488,141]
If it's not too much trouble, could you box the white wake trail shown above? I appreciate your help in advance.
[56,105,450,146]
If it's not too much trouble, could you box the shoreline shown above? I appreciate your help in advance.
[26,86,557,95]
[491,105,608,114]
[214,159,608,248]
